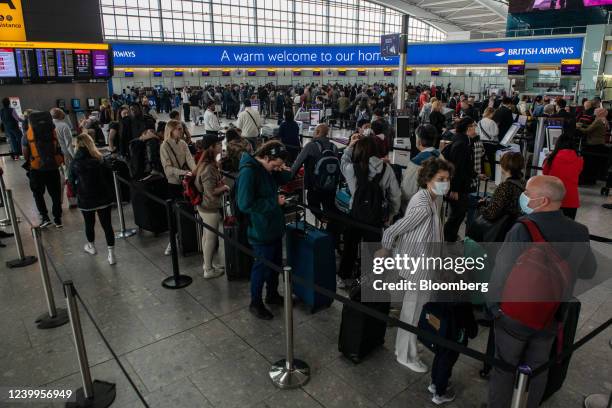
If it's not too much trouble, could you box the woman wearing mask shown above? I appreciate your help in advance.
[69,134,117,265]
[237,141,292,320]
[195,135,229,278]
[543,132,583,219]
[380,157,453,373]
[160,119,197,255]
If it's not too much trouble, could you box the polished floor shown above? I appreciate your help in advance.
[0,120,610,408]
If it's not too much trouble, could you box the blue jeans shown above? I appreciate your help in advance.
[250,240,282,304]
[6,128,22,156]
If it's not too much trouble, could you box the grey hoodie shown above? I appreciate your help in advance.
[340,145,401,220]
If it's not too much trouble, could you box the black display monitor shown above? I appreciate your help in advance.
[431,69,440,76]
[222,70,230,76]
[201,70,210,77]
[92,50,110,78]
[15,49,35,78]
[508,61,525,76]
[338,70,346,76]
[153,71,162,77]
[56,49,75,77]
[124,71,134,77]
[561,61,581,76]
[313,70,321,77]
[267,71,276,76]
[0,48,17,78]
[384,70,392,77]
[247,70,256,77]
[357,70,367,77]
[174,71,184,77]
[74,50,92,78]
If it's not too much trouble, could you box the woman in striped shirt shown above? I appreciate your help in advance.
[380,157,454,373]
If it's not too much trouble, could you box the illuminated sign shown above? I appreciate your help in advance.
[0,0,25,41]
[508,59,525,76]
[0,41,108,50]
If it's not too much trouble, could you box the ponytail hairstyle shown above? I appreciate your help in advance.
[254,140,288,162]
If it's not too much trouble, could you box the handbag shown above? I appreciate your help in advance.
[466,211,512,242]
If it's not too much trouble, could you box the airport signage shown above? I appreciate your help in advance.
[380,34,400,57]
[0,0,25,41]
[111,36,583,67]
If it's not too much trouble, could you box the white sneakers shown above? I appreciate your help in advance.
[396,357,428,373]
[203,268,224,279]
[429,383,455,405]
[107,247,116,265]
[84,243,116,265]
[84,243,97,255]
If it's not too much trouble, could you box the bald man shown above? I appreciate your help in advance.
[488,175,596,408]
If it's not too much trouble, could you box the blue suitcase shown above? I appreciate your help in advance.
[286,222,336,313]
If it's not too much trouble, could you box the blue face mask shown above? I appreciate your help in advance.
[519,192,542,215]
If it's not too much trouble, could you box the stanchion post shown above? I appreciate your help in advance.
[269,266,310,389]
[161,199,192,289]
[32,226,69,329]
[510,365,531,408]
[64,281,116,408]
[113,171,137,239]
[0,172,11,226]
[5,189,37,268]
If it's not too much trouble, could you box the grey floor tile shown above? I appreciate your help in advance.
[124,330,218,392]
[189,349,278,408]
[257,388,323,408]
[302,366,378,408]
[140,378,214,408]
[187,319,251,361]
[220,307,282,346]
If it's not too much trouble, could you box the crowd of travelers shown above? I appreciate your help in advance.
[0,81,606,407]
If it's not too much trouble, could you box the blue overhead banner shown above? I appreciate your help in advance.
[111,36,583,67]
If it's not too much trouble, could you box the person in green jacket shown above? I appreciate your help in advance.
[237,140,292,320]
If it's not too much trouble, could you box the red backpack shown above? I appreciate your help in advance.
[500,219,573,330]
[182,173,202,206]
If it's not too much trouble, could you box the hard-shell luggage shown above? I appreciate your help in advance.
[338,285,390,364]
[335,186,351,214]
[540,299,581,404]
[223,195,252,281]
[131,175,168,233]
[286,221,335,313]
[175,199,200,256]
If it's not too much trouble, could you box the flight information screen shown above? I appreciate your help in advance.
[15,49,34,78]
[92,50,110,78]
[0,48,17,78]
[36,49,57,77]
[74,50,92,78]
[56,49,75,77]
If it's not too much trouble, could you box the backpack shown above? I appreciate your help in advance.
[500,219,573,330]
[350,165,387,227]
[313,140,340,192]
[128,139,147,179]
[182,173,202,206]
[26,111,64,170]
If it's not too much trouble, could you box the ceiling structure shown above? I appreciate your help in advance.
[373,0,509,37]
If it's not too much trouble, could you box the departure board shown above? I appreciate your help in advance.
[56,49,75,77]
[36,49,57,77]
[15,49,34,78]
[92,50,110,78]
[74,50,92,78]
[0,48,17,78]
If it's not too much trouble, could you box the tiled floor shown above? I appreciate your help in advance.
[0,126,610,407]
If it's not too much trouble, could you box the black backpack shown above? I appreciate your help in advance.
[350,165,387,227]
[27,111,63,171]
[128,139,147,179]
[313,140,340,192]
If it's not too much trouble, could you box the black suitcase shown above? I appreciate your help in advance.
[175,200,200,256]
[338,285,390,364]
[540,299,581,404]
[104,156,131,203]
[131,175,169,233]
[222,195,252,281]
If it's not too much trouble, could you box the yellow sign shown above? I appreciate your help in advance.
[508,60,525,65]
[561,59,581,65]
[0,40,109,50]
[0,0,25,41]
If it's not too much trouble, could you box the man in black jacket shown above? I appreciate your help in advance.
[442,117,477,242]
[493,97,515,138]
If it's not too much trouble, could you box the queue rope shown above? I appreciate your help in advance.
[11,199,151,408]
[117,167,611,377]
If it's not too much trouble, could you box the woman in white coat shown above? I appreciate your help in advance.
[380,157,454,373]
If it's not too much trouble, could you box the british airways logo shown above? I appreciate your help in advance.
[113,50,136,58]
[479,48,506,57]
[479,46,575,58]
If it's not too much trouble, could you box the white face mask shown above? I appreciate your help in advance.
[431,181,450,196]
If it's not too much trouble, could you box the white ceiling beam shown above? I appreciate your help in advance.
[417,0,467,6]
[461,19,506,26]
[365,0,465,32]
[449,12,497,19]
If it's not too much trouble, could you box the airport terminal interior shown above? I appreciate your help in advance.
[0,0,611,407]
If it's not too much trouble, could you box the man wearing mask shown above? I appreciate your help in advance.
[442,117,477,241]
[487,175,596,408]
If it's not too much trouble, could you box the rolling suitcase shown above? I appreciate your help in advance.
[286,221,335,313]
[223,195,252,281]
[540,299,581,404]
[131,175,168,233]
[467,177,490,228]
[338,285,390,364]
[175,199,200,256]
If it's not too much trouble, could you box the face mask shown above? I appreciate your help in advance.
[519,192,543,214]
[431,181,450,196]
